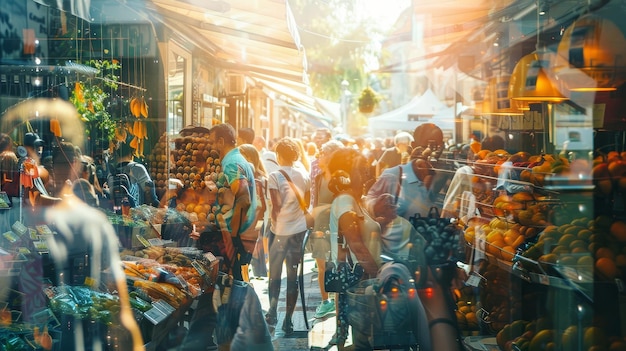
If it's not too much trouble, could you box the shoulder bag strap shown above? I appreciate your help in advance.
[395,166,403,205]
[278,169,308,214]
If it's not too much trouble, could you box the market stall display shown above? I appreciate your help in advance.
[0,216,220,351]
[458,148,626,350]
[147,127,223,225]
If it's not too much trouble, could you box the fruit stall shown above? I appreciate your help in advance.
[0,218,220,351]
[456,144,626,351]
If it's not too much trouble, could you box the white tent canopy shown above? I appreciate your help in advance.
[368,89,453,136]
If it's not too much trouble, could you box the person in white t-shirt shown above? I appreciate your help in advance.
[265,137,311,335]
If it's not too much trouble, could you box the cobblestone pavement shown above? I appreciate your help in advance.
[249,252,353,351]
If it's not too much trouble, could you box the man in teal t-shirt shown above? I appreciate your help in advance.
[209,123,258,281]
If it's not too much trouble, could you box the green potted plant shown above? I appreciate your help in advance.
[358,86,379,113]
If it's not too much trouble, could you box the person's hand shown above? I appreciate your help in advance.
[189,224,200,240]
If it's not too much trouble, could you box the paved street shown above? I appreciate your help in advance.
[248,252,353,351]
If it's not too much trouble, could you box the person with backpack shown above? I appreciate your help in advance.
[108,141,159,208]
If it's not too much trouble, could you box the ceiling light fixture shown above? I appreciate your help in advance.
[553,14,626,92]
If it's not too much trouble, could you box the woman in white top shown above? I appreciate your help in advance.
[326,147,382,348]
[265,137,311,335]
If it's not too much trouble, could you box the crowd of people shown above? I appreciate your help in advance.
[0,114,518,350]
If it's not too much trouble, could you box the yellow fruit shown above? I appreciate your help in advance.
[562,325,578,351]
[577,229,593,241]
[556,255,578,267]
[512,191,534,202]
[141,99,149,118]
[464,228,476,244]
[558,234,577,247]
[504,228,522,245]
[584,326,608,350]
[487,229,504,244]
[529,329,554,351]
[539,253,558,264]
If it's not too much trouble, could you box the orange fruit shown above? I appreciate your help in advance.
[595,257,618,279]
[610,220,626,242]
[609,340,626,351]
[615,254,626,268]
[488,240,505,257]
[595,247,616,260]
[501,245,516,261]
[571,247,589,254]
[596,179,613,196]
[618,178,626,192]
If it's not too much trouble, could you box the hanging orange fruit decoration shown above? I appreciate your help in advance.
[74,82,84,103]
[49,119,62,137]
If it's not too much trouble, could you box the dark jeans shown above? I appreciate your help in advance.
[267,231,305,317]
[179,292,217,351]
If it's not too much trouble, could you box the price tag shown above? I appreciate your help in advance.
[152,300,175,314]
[204,252,217,262]
[29,229,39,240]
[3,231,18,243]
[11,222,27,236]
[147,238,163,246]
[136,235,151,247]
[191,260,206,276]
[36,225,52,236]
[539,274,550,285]
[143,307,168,325]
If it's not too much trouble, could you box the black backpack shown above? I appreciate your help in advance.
[110,173,137,208]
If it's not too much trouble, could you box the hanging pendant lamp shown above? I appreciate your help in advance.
[482,75,528,115]
[509,52,568,103]
[553,14,626,92]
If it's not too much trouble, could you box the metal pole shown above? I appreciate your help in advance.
[341,80,349,134]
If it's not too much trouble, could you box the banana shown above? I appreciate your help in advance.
[114,124,127,141]
[130,97,141,118]
[140,99,149,118]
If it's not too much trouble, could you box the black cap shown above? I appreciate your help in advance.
[24,133,44,148]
